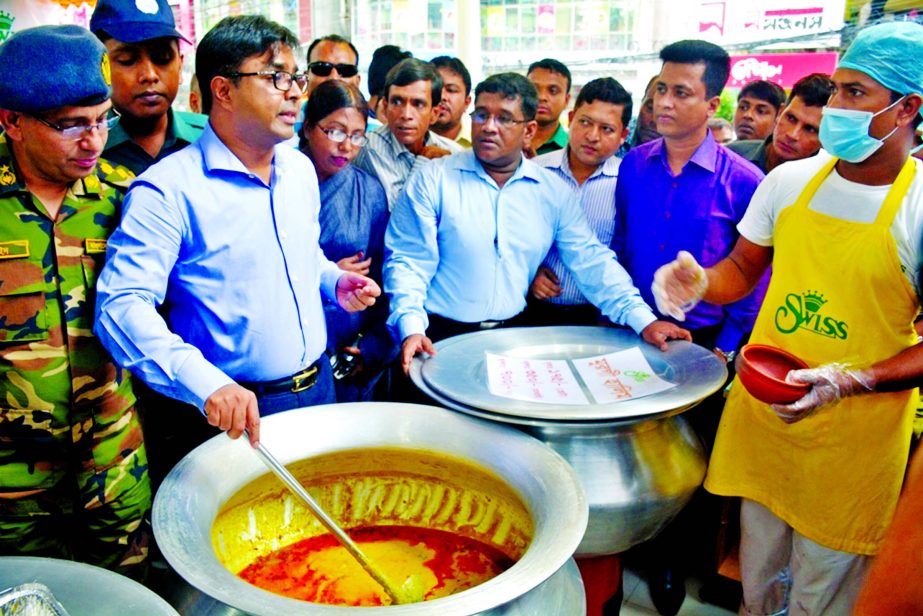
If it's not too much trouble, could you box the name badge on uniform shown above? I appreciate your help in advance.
[0,240,29,260]
[85,238,107,254]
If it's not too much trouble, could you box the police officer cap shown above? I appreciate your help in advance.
[91,0,190,44]
[0,25,111,114]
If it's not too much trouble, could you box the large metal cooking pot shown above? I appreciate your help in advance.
[410,327,727,556]
[153,403,588,615]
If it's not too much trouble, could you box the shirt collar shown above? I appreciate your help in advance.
[549,123,569,148]
[0,134,27,196]
[377,124,436,158]
[646,131,718,174]
[451,149,543,185]
[199,122,284,179]
[172,110,204,144]
[556,146,621,181]
[596,151,622,177]
[106,108,193,151]
[104,115,132,150]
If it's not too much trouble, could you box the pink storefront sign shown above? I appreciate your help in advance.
[728,52,839,90]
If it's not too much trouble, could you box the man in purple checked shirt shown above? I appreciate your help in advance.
[611,39,766,615]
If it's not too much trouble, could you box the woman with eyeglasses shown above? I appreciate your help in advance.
[298,80,396,402]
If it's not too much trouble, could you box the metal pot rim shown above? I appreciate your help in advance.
[153,403,588,615]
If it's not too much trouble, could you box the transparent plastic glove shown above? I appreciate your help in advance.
[771,363,876,424]
[651,251,708,321]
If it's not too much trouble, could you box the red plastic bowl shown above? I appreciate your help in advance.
[736,344,811,404]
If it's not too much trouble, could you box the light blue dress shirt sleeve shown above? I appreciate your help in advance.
[551,190,658,334]
[96,126,341,410]
[95,181,235,409]
[383,162,441,341]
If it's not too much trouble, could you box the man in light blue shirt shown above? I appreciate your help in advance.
[354,58,462,210]
[95,16,379,448]
[385,73,689,373]
[526,77,633,326]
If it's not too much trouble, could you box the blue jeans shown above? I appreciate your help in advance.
[256,358,336,416]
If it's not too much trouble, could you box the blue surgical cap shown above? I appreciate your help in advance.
[839,22,923,115]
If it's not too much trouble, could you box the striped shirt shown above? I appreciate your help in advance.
[534,148,621,305]
[353,124,463,210]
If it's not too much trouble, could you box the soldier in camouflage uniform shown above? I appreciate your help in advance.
[0,25,151,577]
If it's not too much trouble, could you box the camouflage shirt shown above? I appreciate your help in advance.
[0,134,137,490]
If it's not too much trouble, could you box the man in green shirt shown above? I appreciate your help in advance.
[527,58,571,156]
[0,25,150,577]
[90,0,205,176]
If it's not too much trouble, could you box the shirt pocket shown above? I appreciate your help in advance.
[0,260,49,343]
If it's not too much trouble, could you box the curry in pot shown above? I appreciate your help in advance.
[212,448,534,606]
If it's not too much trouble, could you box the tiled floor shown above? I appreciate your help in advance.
[621,568,737,616]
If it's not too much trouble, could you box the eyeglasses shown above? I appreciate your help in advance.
[318,126,368,147]
[308,61,359,78]
[470,109,529,129]
[31,110,120,140]
[224,70,308,92]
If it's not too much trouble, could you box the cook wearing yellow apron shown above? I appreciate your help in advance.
[706,156,919,600]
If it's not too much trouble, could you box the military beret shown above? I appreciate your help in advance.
[0,25,111,114]
[91,0,190,44]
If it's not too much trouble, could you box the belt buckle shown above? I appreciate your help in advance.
[291,365,319,393]
[480,320,502,330]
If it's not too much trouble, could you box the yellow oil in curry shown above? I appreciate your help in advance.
[211,448,534,606]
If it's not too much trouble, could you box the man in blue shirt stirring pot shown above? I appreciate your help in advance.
[96,16,379,449]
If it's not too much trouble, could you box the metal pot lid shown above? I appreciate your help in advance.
[412,357,700,427]
[0,556,179,616]
[416,326,727,421]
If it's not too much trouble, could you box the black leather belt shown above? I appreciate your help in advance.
[240,359,322,395]
[426,313,523,344]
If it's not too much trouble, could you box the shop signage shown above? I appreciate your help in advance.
[728,52,839,89]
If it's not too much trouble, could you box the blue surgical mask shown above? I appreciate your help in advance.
[819,98,903,163]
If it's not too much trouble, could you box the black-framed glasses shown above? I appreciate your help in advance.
[225,70,308,92]
[470,109,529,129]
[308,61,359,78]
[31,110,120,140]
[318,126,368,147]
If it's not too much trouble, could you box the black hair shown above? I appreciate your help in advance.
[788,73,835,107]
[474,73,538,121]
[306,34,358,66]
[368,45,413,98]
[196,15,300,115]
[305,80,368,127]
[383,58,442,108]
[527,58,572,93]
[299,80,368,151]
[574,77,633,127]
[739,79,787,112]
[658,39,729,99]
[431,55,472,96]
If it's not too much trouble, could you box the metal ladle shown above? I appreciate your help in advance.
[249,438,414,605]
